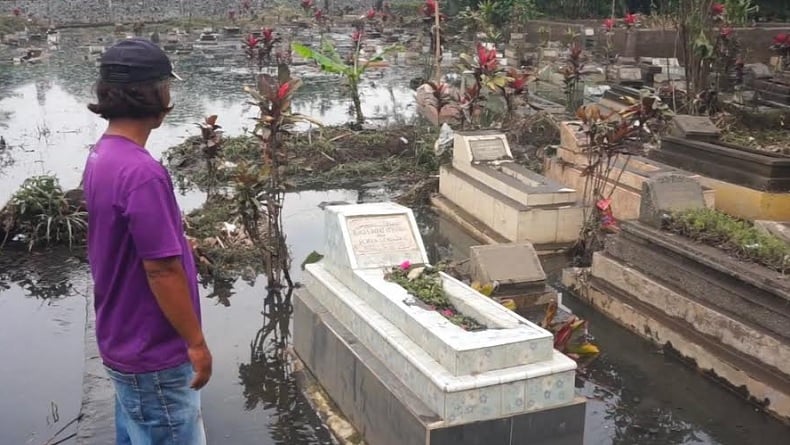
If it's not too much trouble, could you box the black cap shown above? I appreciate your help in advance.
[99,38,182,84]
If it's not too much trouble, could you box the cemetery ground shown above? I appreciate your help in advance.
[1,3,790,445]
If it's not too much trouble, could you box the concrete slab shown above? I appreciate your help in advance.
[639,173,706,228]
[469,243,547,290]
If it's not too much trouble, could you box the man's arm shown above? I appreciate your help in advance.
[143,257,212,389]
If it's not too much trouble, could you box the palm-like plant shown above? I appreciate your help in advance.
[293,38,400,126]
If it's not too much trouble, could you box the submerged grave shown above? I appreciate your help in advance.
[563,175,790,424]
[436,131,584,247]
[650,115,790,221]
[294,203,584,445]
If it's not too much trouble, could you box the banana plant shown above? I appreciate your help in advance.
[293,38,400,126]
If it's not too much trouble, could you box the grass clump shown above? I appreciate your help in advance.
[666,208,790,274]
[1,176,87,250]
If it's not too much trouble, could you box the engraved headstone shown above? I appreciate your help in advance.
[469,137,509,162]
[639,174,706,229]
[470,243,547,294]
[669,115,721,142]
[323,203,428,273]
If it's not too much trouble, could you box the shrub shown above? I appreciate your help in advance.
[1,176,87,250]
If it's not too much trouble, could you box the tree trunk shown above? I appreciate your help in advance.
[350,81,364,125]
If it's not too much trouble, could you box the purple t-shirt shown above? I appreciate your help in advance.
[83,134,201,374]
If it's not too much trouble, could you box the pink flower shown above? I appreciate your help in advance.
[441,309,455,317]
[399,260,411,271]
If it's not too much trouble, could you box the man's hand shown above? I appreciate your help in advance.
[188,341,213,390]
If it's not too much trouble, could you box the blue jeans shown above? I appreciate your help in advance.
[105,362,207,445]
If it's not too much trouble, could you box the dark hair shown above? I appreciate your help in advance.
[87,80,172,120]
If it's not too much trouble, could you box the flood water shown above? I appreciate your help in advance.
[1,28,788,445]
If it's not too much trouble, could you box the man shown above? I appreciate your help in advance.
[83,38,212,445]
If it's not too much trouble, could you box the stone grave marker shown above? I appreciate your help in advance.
[323,203,429,275]
[453,132,513,167]
[668,115,721,142]
[744,63,773,87]
[639,173,706,229]
[470,243,547,295]
[469,137,510,162]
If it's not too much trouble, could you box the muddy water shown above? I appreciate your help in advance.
[0,252,89,445]
[1,28,788,445]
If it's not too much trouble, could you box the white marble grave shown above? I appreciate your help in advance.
[438,132,585,245]
[303,203,578,426]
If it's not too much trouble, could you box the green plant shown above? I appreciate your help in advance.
[667,208,790,273]
[386,262,486,331]
[293,37,400,126]
[2,176,87,250]
[723,0,758,26]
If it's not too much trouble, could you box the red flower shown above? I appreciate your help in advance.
[624,13,638,27]
[262,27,274,44]
[720,26,733,38]
[277,82,291,100]
[365,8,376,20]
[510,77,526,93]
[476,43,499,74]
[711,3,725,16]
[352,30,363,44]
[772,33,790,48]
[244,34,260,48]
[301,0,314,11]
[602,18,615,32]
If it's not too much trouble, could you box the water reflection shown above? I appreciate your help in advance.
[0,247,87,299]
[238,289,332,443]
[563,292,790,445]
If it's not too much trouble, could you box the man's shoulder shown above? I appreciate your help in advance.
[89,140,169,192]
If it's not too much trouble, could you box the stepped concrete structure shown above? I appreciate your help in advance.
[436,131,585,247]
[294,203,585,445]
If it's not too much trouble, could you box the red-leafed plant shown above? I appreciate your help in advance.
[500,68,532,117]
[711,3,725,17]
[623,12,638,29]
[195,115,223,199]
[365,8,376,20]
[771,33,790,69]
[572,94,672,264]
[300,0,314,14]
[240,64,321,288]
[602,18,614,32]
